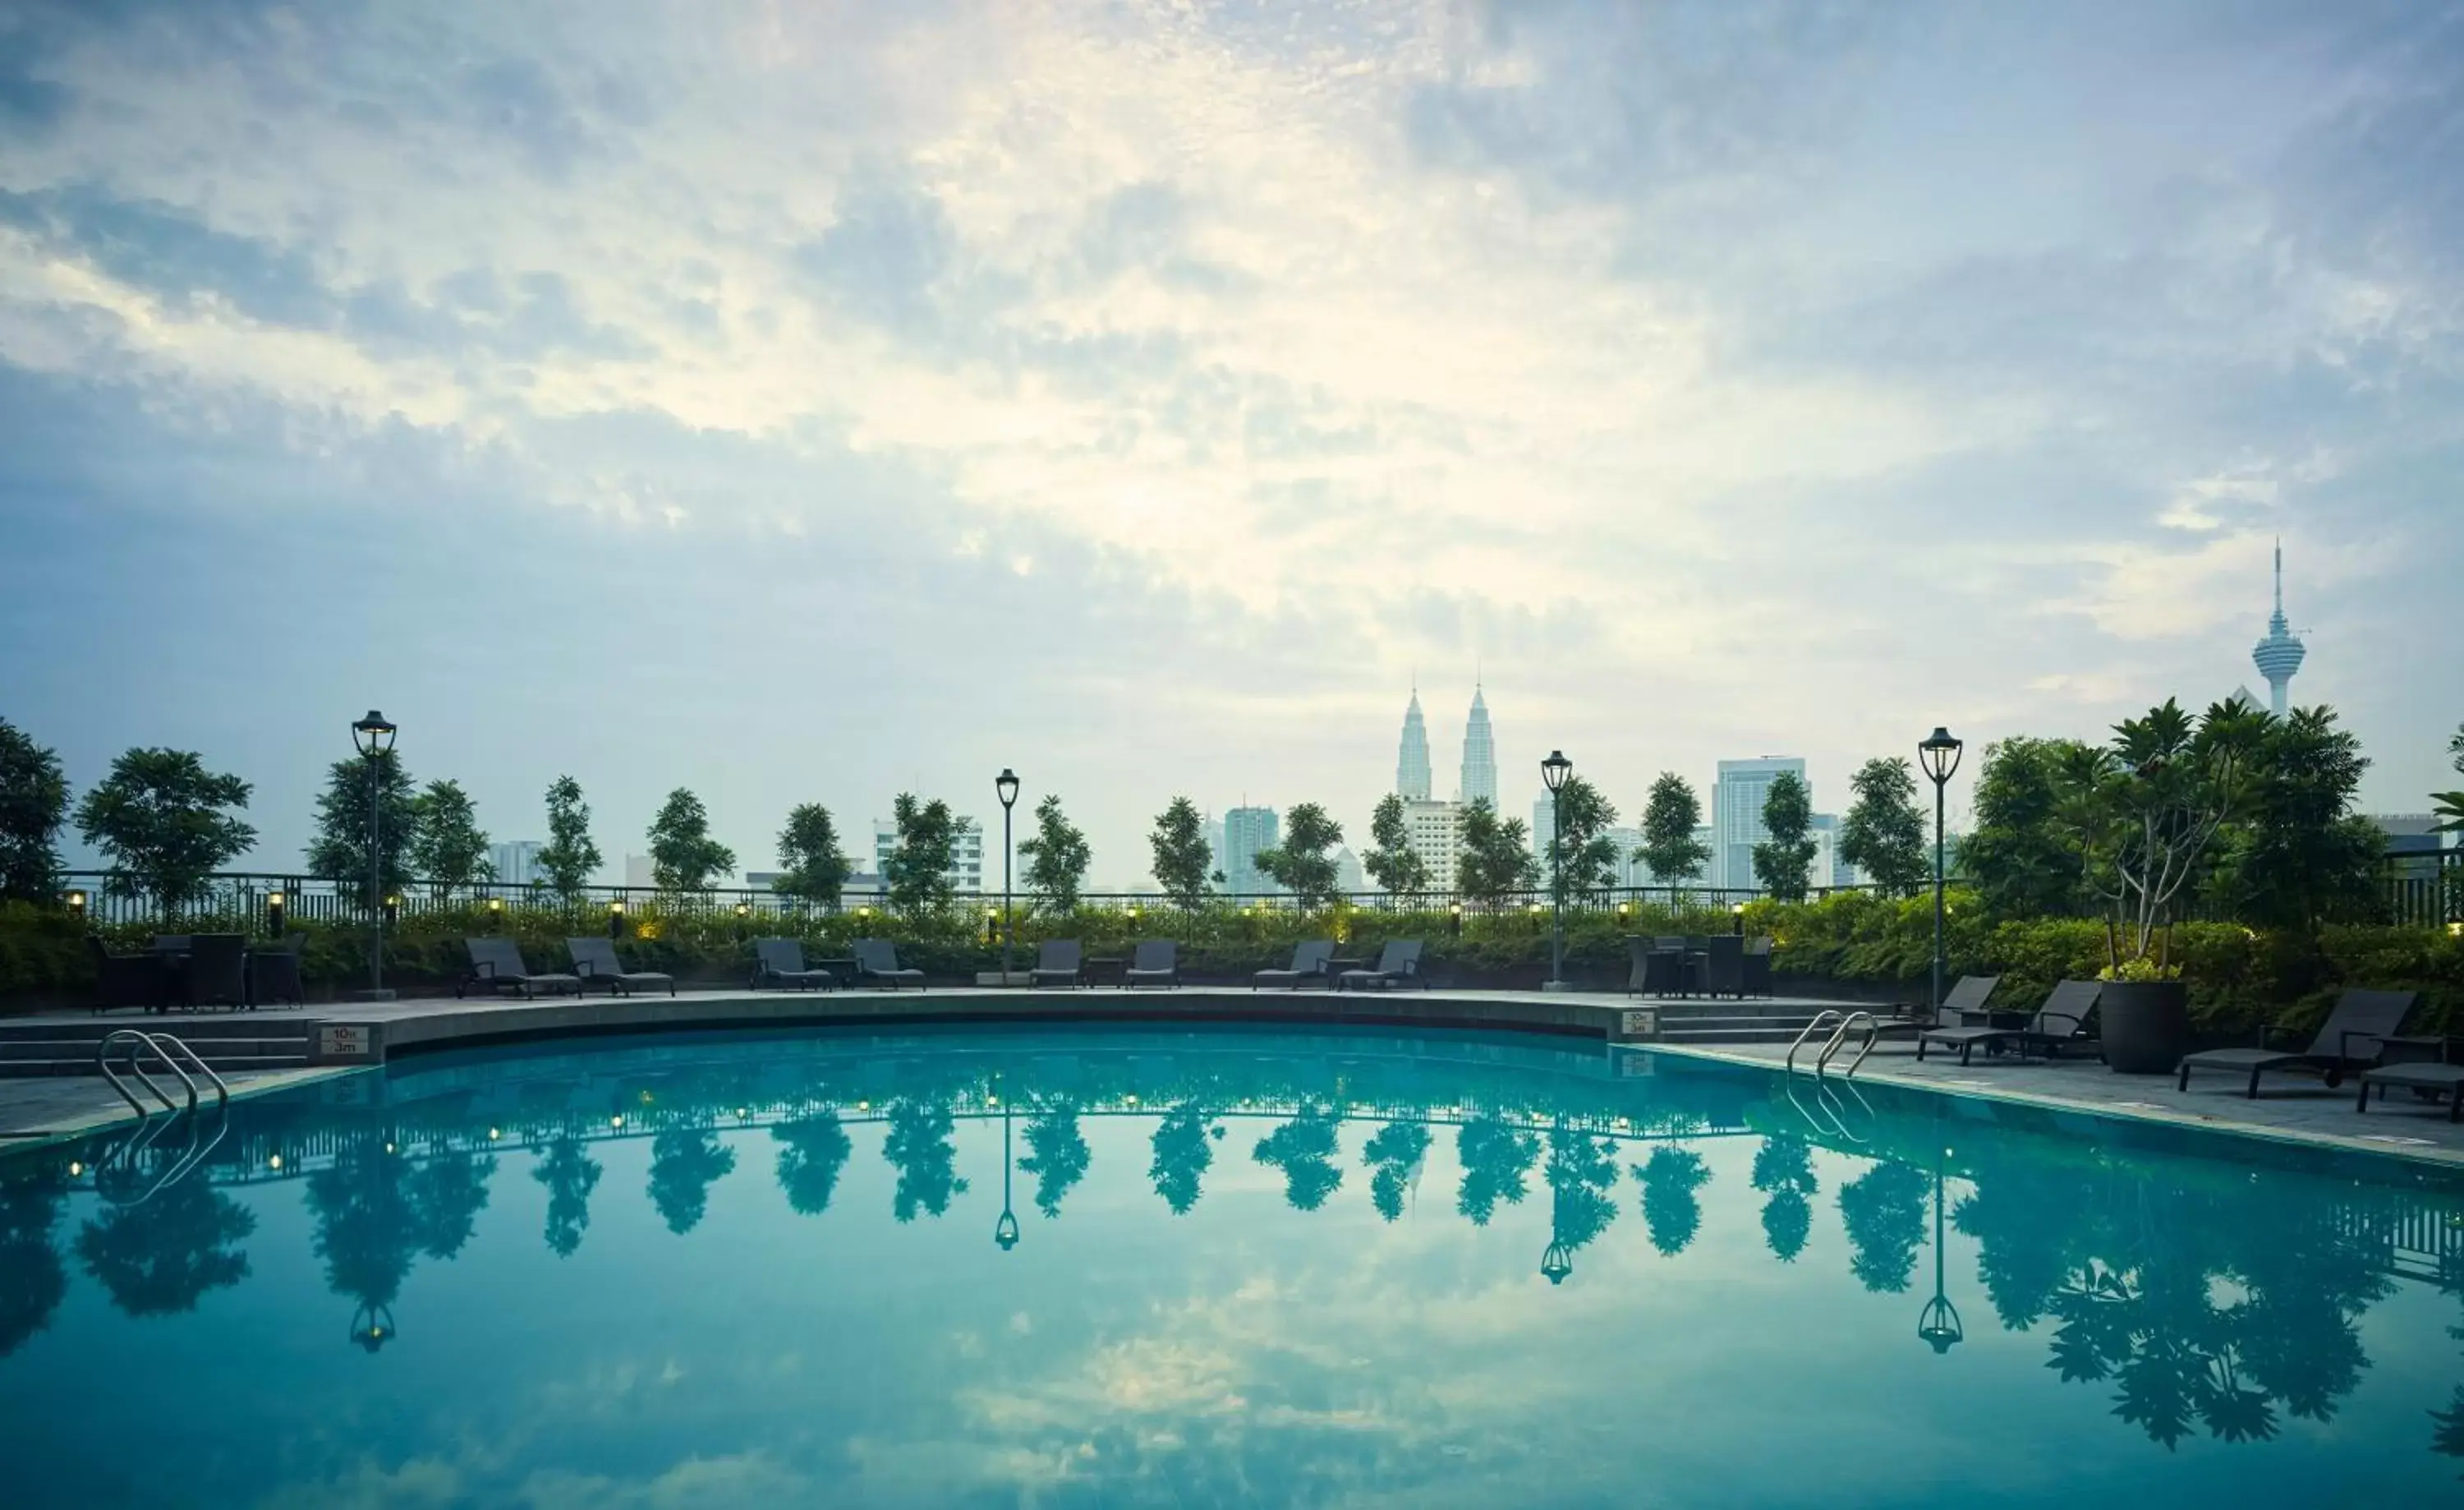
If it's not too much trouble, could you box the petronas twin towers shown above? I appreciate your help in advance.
[1396,684,1497,806]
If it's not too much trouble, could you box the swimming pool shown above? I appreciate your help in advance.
[3,1023,2461,1506]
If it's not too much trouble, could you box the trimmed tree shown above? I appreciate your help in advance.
[537,776,601,900]
[1456,797,1539,905]
[1542,776,1620,905]
[775,803,851,910]
[74,748,256,918]
[307,750,417,905]
[0,716,68,903]
[884,794,958,915]
[1362,794,1430,900]
[1018,794,1092,913]
[1961,738,2090,919]
[1637,774,1710,889]
[1149,797,1213,909]
[648,788,735,891]
[409,779,494,897]
[1838,757,1927,900]
[1254,803,1344,908]
[1751,771,1818,902]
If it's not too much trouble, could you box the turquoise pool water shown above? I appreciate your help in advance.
[3,1024,2462,1507]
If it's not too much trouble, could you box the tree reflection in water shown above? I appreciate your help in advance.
[0,1172,66,1358]
[1148,1103,1215,1215]
[1362,1122,1432,1222]
[772,1112,853,1218]
[1543,1126,1619,1262]
[647,1129,735,1235]
[1837,1159,1928,1294]
[1020,1102,1091,1219]
[76,1176,255,1317]
[533,1137,602,1257]
[1638,1146,1709,1257]
[883,1098,967,1222]
[1750,1133,1818,1263]
[1253,1105,1344,1212]
[1455,1115,1538,1227]
[308,1134,498,1323]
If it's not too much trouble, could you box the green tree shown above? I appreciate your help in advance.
[1542,776,1620,905]
[0,716,67,903]
[1961,737,2091,918]
[408,779,494,895]
[533,1137,602,1259]
[1149,796,1213,909]
[1253,1105,1344,1212]
[1837,1158,1928,1294]
[75,1179,255,1316]
[74,748,255,918]
[1837,757,1927,899]
[1456,797,1539,905]
[648,787,736,891]
[773,1112,854,1217]
[1361,1121,1431,1222]
[1455,1114,1539,1224]
[1751,771,1818,902]
[1148,1103,1216,1215]
[2425,722,2463,836]
[1017,794,1092,913]
[537,776,601,900]
[1544,1126,1620,1261]
[1637,773,1710,887]
[646,1128,735,1235]
[1750,1134,1818,1263]
[883,1097,968,1221]
[1254,802,1344,907]
[1020,1103,1092,1218]
[884,794,958,915]
[2210,706,2382,932]
[2057,698,2260,969]
[306,751,418,904]
[1362,793,1430,900]
[774,803,851,909]
[1638,1145,1709,1257]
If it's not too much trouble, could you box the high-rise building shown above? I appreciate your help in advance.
[1634,824,1718,886]
[2251,538,2305,717]
[490,840,544,886]
[1223,807,1279,895]
[1205,813,1226,880]
[1396,686,1432,799]
[872,816,986,894]
[1460,684,1497,808]
[1712,757,1809,891]
[1402,799,1464,894]
[623,854,656,888]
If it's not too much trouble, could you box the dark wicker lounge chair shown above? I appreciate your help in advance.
[1919,979,2101,1065]
[2356,1061,2464,1122]
[1335,939,1425,992]
[1743,936,1775,998]
[247,937,304,1008]
[852,938,927,991]
[1703,935,1747,999]
[87,937,167,1015]
[568,937,676,997]
[1031,939,1085,988]
[459,937,583,1000]
[2177,988,2418,1098]
[1123,940,1179,989]
[185,933,251,1012]
[751,938,837,992]
[1254,940,1335,990]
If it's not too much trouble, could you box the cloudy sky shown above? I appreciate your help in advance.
[2,0,2459,882]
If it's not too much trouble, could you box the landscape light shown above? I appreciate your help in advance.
[1917,726,1965,1018]
[350,710,398,1001]
[996,769,1021,981]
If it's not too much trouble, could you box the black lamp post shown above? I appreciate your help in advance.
[995,768,1021,982]
[1918,1144,1964,1355]
[1917,727,1965,1019]
[994,1095,1020,1251]
[350,711,398,1001]
[349,1300,396,1353]
[1541,750,1572,989]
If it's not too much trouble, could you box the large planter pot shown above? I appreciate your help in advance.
[2101,980,2190,1074]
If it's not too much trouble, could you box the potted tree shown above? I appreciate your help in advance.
[2057,699,2258,1073]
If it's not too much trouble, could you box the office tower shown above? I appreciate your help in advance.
[1402,799,1464,894]
[872,816,986,894]
[1460,684,1497,808]
[1224,807,1280,895]
[2251,539,2305,717]
[1396,686,1432,799]
[490,839,544,886]
[1712,757,1809,891]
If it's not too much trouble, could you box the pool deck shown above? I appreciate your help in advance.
[6,985,2462,1167]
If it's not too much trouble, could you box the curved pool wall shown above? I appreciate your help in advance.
[6,1020,2464,1506]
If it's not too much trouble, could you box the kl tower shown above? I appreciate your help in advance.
[2251,539,2305,717]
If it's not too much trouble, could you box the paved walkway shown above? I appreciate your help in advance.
[1668,1038,2464,1166]
[0,1067,350,1143]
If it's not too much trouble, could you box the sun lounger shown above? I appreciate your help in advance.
[1031,939,1085,987]
[1918,979,2101,1065]
[460,937,583,999]
[851,938,926,991]
[1254,940,1335,990]
[568,937,676,997]
[1873,974,2002,1038]
[2355,1061,2464,1122]
[1335,939,1425,991]
[2177,988,2419,1098]
[1123,940,1179,989]
[751,937,838,991]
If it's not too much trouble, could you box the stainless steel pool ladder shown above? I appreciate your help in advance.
[1784,1011,1882,1078]
[94,1030,231,1205]
[97,1029,230,1117]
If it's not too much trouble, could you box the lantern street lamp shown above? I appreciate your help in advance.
[995,768,1021,983]
[1916,727,1965,1020]
[994,1097,1020,1251]
[1917,1144,1964,1356]
[1540,750,1573,990]
[350,711,398,1001]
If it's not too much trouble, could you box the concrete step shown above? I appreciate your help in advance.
[0,1052,313,1078]
[0,1016,315,1041]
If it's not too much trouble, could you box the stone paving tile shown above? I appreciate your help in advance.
[0,1068,352,1144]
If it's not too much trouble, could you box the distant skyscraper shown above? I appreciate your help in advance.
[872,817,986,894]
[1396,685,1432,799]
[1712,757,1809,891]
[490,839,544,886]
[1402,799,1464,894]
[1224,807,1279,895]
[1459,684,1497,808]
[2251,538,2305,717]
